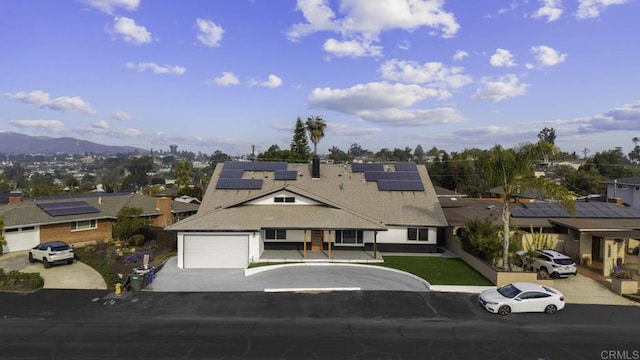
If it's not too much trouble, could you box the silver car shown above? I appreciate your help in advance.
[28,241,75,268]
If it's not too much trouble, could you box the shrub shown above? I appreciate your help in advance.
[612,270,635,280]
[128,234,145,247]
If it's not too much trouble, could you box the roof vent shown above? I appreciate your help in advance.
[311,156,320,179]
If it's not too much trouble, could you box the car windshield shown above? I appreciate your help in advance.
[51,245,70,251]
[554,258,573,265]
[497,284,521,298]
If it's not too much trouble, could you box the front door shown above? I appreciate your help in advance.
[592,236,602,261]
[311,230,323,251]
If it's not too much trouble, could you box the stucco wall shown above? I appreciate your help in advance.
[39,219,113,245]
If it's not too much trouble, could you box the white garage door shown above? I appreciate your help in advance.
[3,227,40,253]
[183,234,249,268]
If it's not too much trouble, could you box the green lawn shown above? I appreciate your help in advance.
[376,256,493,285]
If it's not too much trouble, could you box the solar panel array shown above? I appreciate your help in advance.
[37,201,100,217]
[364,171,421,181]
[377,180,425,191]
[274,170,298,180]
[223,161,287,171]
[215,178,263,190]
[351,163,384,172]
[511,201,640,218]
[219,169,244,179]
[394,163,418,172]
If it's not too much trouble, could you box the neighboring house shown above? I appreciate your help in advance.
[440,197,640,276]
[167,159,448,268]
[603,177,640,209]
[0,192,199,253]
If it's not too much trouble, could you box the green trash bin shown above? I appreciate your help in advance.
[129,273,144,292]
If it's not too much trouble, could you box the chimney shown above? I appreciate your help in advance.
[8,196,21,204]
[311,156,320,179]
[155,197,173,227]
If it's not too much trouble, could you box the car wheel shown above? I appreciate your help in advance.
[544,304,557,314]
[28,253,35,263]
[498,305,511,316]
[67,259,74,265]
[43,258,51,269]
[551,271,560,279]
[539,268,549,277]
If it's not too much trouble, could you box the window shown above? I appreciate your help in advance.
[335,230,363,245]
[70,220,97,231]
[274,196,295,203]
[407,227,429,241]
[265,229,286,240]
[21,226,35,231]
[4,228,18,233]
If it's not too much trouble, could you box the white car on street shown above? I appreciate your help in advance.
[28,241,75,268]
[478,282,565,315]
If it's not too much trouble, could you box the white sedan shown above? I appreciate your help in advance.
[478,282,565,315]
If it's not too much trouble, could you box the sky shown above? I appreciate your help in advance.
[1,0,640,157]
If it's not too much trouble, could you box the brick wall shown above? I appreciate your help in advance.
[151,197,173,227]
[40,219,113,245]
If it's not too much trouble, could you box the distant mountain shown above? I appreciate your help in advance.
[0,132,146,154]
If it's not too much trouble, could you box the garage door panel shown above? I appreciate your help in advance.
[4,229,40,253]
[184,235,248,268]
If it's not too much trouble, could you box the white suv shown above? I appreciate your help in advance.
[28,241,75,268]
[530,249,577,278]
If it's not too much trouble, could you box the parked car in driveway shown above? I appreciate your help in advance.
[479,282,565,315]
[516,249,577,278]
[28,241,74,268]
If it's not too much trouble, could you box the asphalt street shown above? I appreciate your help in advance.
[1,289,639,359]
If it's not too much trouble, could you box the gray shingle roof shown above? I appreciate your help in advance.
[169,162,447,231]
[0,193,199,228]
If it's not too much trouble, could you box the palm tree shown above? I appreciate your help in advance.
[477,142,575,270]
[305,116,327,156]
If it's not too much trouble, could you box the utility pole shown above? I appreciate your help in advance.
[582,148,590,159]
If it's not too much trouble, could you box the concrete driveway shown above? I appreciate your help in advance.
[0,251,107,290]
[151,257,430,292]
[551,274,638,306]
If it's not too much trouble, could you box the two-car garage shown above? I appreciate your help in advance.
[179,233,251,269]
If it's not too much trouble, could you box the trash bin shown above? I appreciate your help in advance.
[129,273,144,292]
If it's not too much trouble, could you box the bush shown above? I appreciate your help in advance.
[612,270,635,280]
[128,234,145,247]
[74,247,119,287]
[0,268,44,290]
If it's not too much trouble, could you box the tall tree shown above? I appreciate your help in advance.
[477,142,575,270]
[538,127,556,145]
[413,145,425,164]
[174,160,193,188]
[305,116,327,155]
[112,206,145,243]
[290,117,310,160]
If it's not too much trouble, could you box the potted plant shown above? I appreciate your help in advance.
[610,270,638,295]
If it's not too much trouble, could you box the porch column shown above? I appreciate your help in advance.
[374,231,378,258]
[303,229,307,259]
[328,230,332,258]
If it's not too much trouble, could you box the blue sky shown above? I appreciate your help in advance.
[1,0,639,157]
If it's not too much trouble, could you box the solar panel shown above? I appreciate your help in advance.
[37,201,100,217]
[394,163,418,171]
[352,163,384,172]
[512,201,640,218]
[245,162,288,171]
[274,170,297,180]
[377,180,424,191]
[222,161,248,170]
[219,169,244,178]
[364,171,421,181]
[215,178,263,189]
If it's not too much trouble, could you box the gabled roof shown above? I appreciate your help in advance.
[169,161,447,231]
[0,193,199,228]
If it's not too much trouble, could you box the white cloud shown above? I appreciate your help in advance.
[255,74,283,88]
[530,45,567,67]
[78,0,140,14]
[397,40,410,50]
[93,120,110,129]
[4,90,96,114]
[577,100,640,133]
[379,59,472,89]
[9,120,66,133]
[213,72,240,86]
[532,0,563,22]
[112,110,133,121]
[110,17,151,45]
[323,38,382,57]
[490,48,517,67]
[454,125,538,139]
[126,62,186,75]
[309,82,444,114]
[453,50,468,61]
[287,0,460,57]
[576,0,629,19]
[471,74,528,102]
[358,107,466,126]
[327,122,382,136]
[114,128,142,137]
[196,18,224,48]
